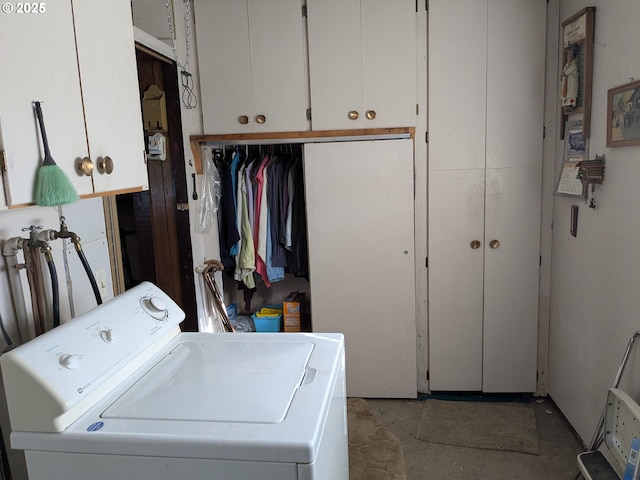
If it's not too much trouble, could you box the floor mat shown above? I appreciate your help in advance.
[416,399,540,455]
[348,398,407,479]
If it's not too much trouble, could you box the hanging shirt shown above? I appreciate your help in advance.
[245,159,256,234]
[229,150,243,256]
[267,154,288,268]
[253,154,270,287]
[285,157,297,249]
[217,155,240,269]
[234,163,255,289]
[266,212,285,283]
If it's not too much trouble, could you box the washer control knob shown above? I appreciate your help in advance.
[141,296,168,320]
[99,329,115,344]
[59,354,80,370]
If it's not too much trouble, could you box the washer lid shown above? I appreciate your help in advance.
[102,340,314,424]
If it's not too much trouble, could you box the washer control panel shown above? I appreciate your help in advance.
[0,282,185,432]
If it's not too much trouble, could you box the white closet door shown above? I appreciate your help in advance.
[428,0,544,393]
[428,0,487,172]
[428,168,485,391]
[482,166,540,392]
[482,0,545,392]
[304,139,416,398]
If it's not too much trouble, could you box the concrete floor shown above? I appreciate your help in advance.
[366,397,586,480]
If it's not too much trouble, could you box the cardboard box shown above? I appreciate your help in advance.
[283,292,305,332]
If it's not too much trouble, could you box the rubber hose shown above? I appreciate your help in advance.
[0,311,12,348]
[47,258,60,328]
[77,249,102,305]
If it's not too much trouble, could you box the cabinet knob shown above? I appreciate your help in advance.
[98,156,114,174]
[489,239,500,249]
[470,240,481,249]
[77,157,93,176]
[365,110,377,120]
[255,114,266,124]
[348,110,359,120]
[238,115,249,125]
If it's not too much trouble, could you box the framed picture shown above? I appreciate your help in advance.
[607,79,640,147]
[560,7,595,139]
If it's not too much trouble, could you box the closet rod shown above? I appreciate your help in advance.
[202,133,410,146]
[190,127,415,174]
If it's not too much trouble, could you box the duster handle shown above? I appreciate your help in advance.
[33,101,51,158]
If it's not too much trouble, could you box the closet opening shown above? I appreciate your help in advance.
[201,142,311,332]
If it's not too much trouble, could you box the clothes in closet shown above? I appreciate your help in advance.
[209,144,308,309]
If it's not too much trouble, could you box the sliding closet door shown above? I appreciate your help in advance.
[304,139,417,398]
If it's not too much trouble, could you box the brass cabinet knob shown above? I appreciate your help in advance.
[98,156,114,174]
[77,157,93,176]
[348,110,359,120]
[238,115,249,125]
[365,110,376,120]
[489,239,500,249]
[470,240,481,249]
[255,114,266,124]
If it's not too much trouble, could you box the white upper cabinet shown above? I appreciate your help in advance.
[0,0,147,207]
[306,0,416,130]
[72,0,148,195]
[195,0,309,134]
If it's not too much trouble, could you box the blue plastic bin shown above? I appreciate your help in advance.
[251,313,282,332]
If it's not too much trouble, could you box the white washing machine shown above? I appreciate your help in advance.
[0,282,348,480]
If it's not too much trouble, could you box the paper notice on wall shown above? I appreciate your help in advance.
[556,163,584,197]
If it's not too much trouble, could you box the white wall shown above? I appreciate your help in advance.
[0,199,114,350]
[547,0,640,443]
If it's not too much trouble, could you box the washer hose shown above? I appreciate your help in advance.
[76,247,102,306]
[0,311,13,349]
[54,216,102,306]
[43,248,60,328]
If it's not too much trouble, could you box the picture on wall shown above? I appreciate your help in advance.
[607,78,640,147]
[560,7,595,139]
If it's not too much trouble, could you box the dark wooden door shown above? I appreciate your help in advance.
[115,46,197,331]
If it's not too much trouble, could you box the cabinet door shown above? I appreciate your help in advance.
[306,0,363,130]
[428,169,485,391]
[195,0,253,134]
[0,0,91,205]
[361,0,416,129]
[73,0,147,194]
[304,139,416,398]
[196,0,308,134]
[248,0,308,132]
[307,0,416,130]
